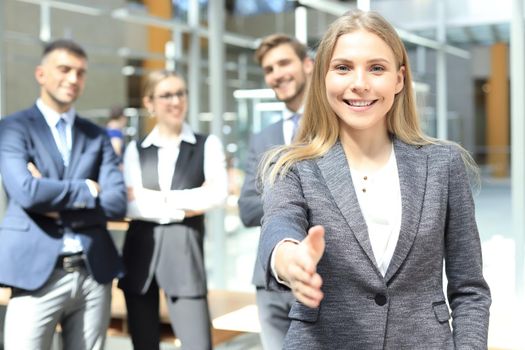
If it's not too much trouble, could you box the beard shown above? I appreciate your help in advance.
[279,80,307,105]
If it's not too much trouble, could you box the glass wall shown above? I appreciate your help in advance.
[0,0,523,348]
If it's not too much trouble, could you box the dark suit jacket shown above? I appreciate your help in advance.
[259,139,491,349]
[0,105,126,290]
[238,120,285,287]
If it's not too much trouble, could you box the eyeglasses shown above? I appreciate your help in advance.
[154,90,187,101]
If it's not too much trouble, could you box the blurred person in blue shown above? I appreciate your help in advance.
[238,33,313,350]
[105,105,128,158]
[258,10,491,349]
[0,39,126,350]
[118,69,228,350]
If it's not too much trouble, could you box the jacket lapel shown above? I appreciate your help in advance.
[275,120,285,145]
[316,142,378,270]
[30,106,65,177]
[384,138,428,282]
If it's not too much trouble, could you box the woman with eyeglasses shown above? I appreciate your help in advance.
[119,69,228,350]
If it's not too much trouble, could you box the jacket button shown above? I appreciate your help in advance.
[374,294,387,306]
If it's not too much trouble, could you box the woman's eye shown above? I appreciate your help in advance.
[335,65,350,72]
[370,65,385,72]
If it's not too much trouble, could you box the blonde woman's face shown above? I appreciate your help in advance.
[145,76,188,131]
[325,30,404,136]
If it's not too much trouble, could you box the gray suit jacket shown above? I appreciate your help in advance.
[238,120,285,287]
[259,138,491,349]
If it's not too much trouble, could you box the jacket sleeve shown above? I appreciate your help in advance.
[444,145,491,349]
[258,164,310,291]
[238,133,265,227]
[0,118,96,213]
[91,133,127,220]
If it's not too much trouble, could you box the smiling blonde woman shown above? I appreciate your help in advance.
[258,10,491,350]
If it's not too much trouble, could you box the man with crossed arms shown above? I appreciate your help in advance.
[0,39,126,350]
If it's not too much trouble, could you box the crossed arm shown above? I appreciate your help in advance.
[123,135,228,224]
[0,118,126,221]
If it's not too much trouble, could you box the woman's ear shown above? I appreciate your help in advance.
[143,96,153,115]
[395,66,405,94]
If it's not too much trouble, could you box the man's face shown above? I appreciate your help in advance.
[261,44,313,111]
[35,49,87,113]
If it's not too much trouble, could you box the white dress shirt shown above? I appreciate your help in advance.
[282,107,304,145]
[37,99,75,160]
[36,99,87,254]
[123,123,228,224]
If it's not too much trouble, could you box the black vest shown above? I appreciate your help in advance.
[136,134,208,231]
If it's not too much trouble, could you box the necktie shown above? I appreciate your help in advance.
[57,118,82,253]
[56,118,70,166]
[291,113,301,142]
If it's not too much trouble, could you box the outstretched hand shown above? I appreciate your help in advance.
[275,225,325,308]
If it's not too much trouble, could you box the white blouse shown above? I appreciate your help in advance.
[350,147,402,276]
[271,146,402,283]
[123,124,228,224]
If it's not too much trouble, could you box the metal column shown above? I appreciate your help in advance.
[294,6,307,44]
[436,0,448,139]
[40,1,52,42]
[187,0,201,131]
[511,0,525,297]
[357,0,370,11]
[207,0,226,288]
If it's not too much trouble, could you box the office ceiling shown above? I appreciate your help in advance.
[413,23,510,46]
[370,0,512,46]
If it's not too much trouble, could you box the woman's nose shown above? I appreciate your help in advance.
[350,69,369,92]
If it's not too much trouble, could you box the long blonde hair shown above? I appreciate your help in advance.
[262,10,478,187]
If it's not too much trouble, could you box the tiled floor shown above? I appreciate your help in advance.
[475,179,524,350]
[104,333,262,350]
[0,311,262,350]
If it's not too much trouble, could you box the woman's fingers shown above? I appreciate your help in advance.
[288,255,324,308]
[285,227,326,308]
[291,273,324,308]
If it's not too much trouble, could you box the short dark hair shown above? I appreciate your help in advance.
[42,39,87,61]
[109,105,125,120]
[254,34,308,65]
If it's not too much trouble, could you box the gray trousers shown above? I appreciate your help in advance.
[124,278,211,350]
[256,288,295,350]
[4,268,111,350]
